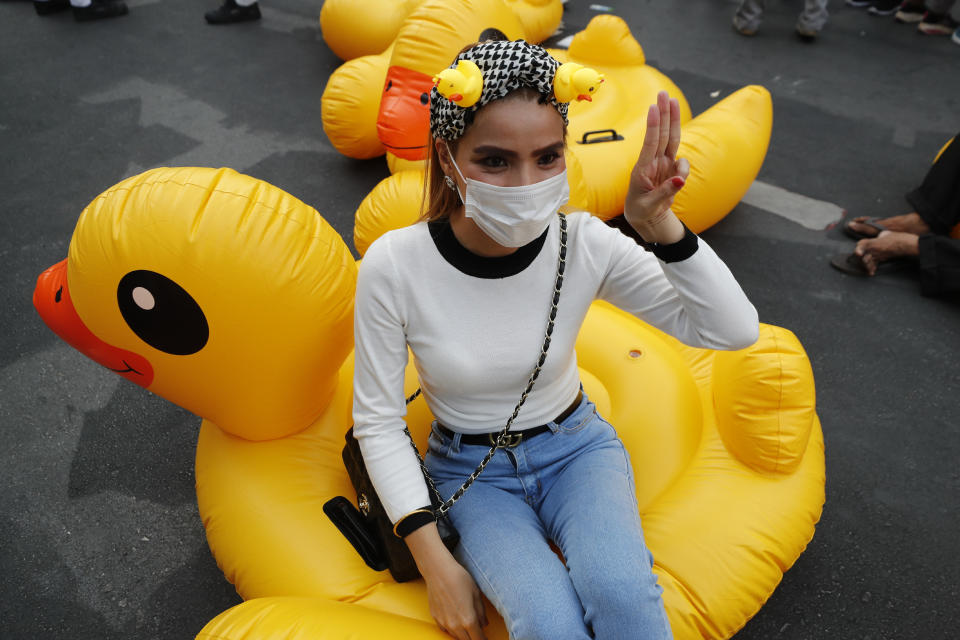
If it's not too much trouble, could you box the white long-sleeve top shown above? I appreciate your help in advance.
[352,212,758,524]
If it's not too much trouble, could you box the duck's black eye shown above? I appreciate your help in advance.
[420,92,429,105]
[117,270,208,356]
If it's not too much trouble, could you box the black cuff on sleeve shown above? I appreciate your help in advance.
[605,215,700,263]
[649,223,699,263]
[394,507,436,538]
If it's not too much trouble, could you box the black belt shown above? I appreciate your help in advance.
[437,390,583,448]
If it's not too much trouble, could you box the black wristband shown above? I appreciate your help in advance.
[394,507,436,538]
[606,215,699,263]
[648,223,699,263]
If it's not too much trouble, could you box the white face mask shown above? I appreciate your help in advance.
[446,146,569,248]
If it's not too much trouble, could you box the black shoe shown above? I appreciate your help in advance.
[33,0,69,15]
[795,25,819,41]
[73,0,128,21]
[204,0,261,24]
[844,0,872,7]
[868,0,902,15]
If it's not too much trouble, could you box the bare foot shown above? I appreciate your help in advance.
[853,231,920,276]
[846,212,930,238]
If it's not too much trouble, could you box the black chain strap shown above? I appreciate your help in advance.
[401,212,568,518]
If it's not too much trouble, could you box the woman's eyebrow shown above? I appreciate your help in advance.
[472,142,565,157]
[532,142,565,156]
[472,145,517,157]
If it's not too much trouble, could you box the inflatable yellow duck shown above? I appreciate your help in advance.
[433,59,484,107]
[35,167,824,640]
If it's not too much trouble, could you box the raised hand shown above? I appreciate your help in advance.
[623,91,690,243]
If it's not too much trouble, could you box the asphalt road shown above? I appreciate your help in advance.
[2,0,959,638]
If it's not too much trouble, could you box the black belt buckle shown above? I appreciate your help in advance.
[490,432,523,448]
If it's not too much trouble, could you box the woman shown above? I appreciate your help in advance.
[352,40,758,640]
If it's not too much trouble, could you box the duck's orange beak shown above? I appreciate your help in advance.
[377,65,433,161]
[34,259,155,388]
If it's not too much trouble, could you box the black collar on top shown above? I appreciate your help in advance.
[427,219,548,279]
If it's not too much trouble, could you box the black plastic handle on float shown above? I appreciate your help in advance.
[578,129,624,144]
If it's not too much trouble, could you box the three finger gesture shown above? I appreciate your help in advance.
[623,91,690,243]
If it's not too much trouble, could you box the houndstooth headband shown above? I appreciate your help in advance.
[429,40,568,142]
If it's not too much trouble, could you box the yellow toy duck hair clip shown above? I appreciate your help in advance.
[553,62,605,103]
[432,59,484,108]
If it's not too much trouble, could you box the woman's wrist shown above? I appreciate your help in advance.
[405,522,457,578]
[627,208,685,245]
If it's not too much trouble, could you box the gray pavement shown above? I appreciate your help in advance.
[2,0,959,638]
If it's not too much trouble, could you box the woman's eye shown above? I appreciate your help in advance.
[539,152,559,165]
[479,156,507,168]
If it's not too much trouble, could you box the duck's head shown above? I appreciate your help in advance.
[34,167,357,441]
[375,0,525,161]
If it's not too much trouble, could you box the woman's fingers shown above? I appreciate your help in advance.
[466,622,487,640]
[474,592,488,628]
[665,97,681,160]
[656,91,670,157]
[637,103,660,168]
[676,157,690,181]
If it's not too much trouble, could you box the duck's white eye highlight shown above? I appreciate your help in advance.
[132,286,156,310]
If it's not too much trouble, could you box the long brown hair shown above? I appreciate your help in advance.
[420,87,567,222]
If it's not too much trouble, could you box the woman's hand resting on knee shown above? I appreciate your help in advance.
[406,523,489,640]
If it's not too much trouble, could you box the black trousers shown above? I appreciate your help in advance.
[906,135,960,297]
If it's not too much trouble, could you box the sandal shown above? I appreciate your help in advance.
[829,252,914,277]
[842,216,888,240]
[830,253,871,277]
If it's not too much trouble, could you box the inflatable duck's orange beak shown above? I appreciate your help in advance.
[34,259,155,388]
[377,65,433,161]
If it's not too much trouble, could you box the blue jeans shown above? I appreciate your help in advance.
[424,394,672,640]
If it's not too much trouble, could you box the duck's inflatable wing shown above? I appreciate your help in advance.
[672,86,773,233]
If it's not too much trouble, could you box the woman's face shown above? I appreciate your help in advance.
[438,97,566,191]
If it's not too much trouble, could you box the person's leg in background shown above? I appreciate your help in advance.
[918,0,959,33]
[733,0,766,35]
[205,0,261,25]
[796,0,830,39]
[33,0,127,20]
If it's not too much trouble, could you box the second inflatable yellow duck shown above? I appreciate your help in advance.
[34,168,823,640]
